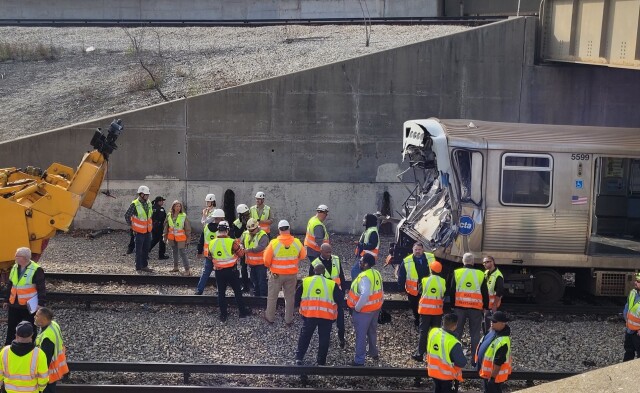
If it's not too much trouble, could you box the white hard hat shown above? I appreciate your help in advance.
[217,221,230,231]
[137,185,150,195]
[237,204,249,214]
[212,209,225,218]
[205,193,216,202]
[316,204,329,213]
[246,218,259,230]
[278,220,290,229]
[255,191,265,199]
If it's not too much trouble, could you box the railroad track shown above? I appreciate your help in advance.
[0,16,505,28]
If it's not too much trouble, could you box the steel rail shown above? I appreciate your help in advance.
[56,387,448,393]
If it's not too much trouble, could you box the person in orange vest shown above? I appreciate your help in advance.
[4,247,46,346]
[34,307,69,393]
[351,213,380,280]
[475,311,512,393]
[294,264,340,366]
[304,205,330,263]
[250,191,274,238]
[263,220,306,325]
[163,200,192,275]
[398,242,433,328]
[412,260,447,363]
[124,185,154,272]
[623,273,640,361]
[0,321,49,393]
[427,313,467,393]
[241,218,270,296]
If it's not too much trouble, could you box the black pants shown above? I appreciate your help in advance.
[239,257,250,290]
[134,232,151,270]
[483,378,503,393]
[127,230,135,252]
[408,294,420,325]
[623,331,640,361]
[295,316,333,365]
[417,314,443,356]
[148,228,167,257]
[215,267,247,317]
[44,382,57,393]
[336,291,345,341]
[5,306,35,345]
[433,379,453,393]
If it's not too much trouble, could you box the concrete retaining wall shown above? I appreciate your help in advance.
[1,0,440,20]
[1,17,639,234]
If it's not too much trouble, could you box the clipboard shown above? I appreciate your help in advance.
[27,295,39,314]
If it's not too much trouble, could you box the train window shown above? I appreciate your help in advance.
[501,153,553,207]
[452,149,483,206]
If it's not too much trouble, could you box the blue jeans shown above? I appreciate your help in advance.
[250,265,268,296]
[134,232,151,270]
[352,310,379,365]
[196,259,214,293]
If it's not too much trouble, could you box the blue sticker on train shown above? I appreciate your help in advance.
[458,216,475,236]
[575,180,583,189]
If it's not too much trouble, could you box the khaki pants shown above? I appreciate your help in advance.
[265,272,297,324]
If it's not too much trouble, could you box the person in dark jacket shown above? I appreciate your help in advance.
[398,242,432,327]
[351,213,380,280]
[475,311,512,393]
[4,247,46,345]
[148,196,169,260]
[35,307,69,392]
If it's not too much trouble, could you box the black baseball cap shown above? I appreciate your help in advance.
[490,311,510,323]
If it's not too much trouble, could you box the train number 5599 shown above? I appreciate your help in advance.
[571,153,590,160]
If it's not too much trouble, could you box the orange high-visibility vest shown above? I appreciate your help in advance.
[476,335,512,383]
[167,213,187,242]
[427,328,463,382]
[131,199,153,234]
[626,289,640,331]
[9,261,40,306]
[243,230,267,266]
[250,205,271,234]
[35,321,69,383]
[209,237,238,269]
[347,269,383,312]
[269,238,303,275]
[418,275,446,315]
[454,267,484,310]
[299,275,337,320]
[486,268,504,309]
[355,226,380,258]
[202,226,216,257]
[304,216,328,252]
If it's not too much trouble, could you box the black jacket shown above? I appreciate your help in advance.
[151,202,167,232]
[308,255,347,292]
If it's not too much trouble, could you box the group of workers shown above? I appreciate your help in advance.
[2,247,68,393]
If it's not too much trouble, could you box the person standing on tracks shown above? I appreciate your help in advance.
[232,204,252,292]
[412,260,447,362]
[347,253,383,366]
[209,221,251,321]
[351,213,380,280]
[250,191,274,238]
[304,204,330,263]
[295,264,340,366]
[0,321,49,393]
[34,307,69,392]
[427,313,466,393]
[195,209,226,295]
[201,193,217,225]
[148,196,169,260]
[623,273,640,361]
[263,220,306,325]
[310,243,347,348]
[4,247,46,346]
[475,311,512,393]
[399,242,435,328]
[124,185,154,272]
[483,256,504,333]
[241,218,269,297]
[449,252,489,363]
[163,200,192,276]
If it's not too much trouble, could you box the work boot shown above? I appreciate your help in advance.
[141,267,153,272]
[239,309,252,318]
[339,338,346,349]
[411,353,424,362]
[159,255,170,260]
[219,313,228,322]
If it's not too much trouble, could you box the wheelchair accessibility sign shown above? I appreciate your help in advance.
[575,180,583,189]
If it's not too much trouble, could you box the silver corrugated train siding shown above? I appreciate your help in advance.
[483,208,589,253]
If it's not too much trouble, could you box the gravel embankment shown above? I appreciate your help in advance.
[0,24,469,141]
[0,230,628,392]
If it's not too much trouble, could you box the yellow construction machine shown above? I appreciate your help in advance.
[0,119,124,271]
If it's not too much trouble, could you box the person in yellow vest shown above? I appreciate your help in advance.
[34,307,68,393]
[195,209,226,295]
[0,321,49,393]
[623,273,640,361]
[163,200,192,276]
[4,247,46,346]
[399,242,435,328]
[475,311,512,393]
[347,254,383,366]
[412,260,447,363]
[232,204,252,293]
[241,218,270,297]
[310,243,347,348]
[448,252,489,362]
[124,185,154,272]
[294,264,340,366]
[427,313,466,393]
[209,221,252,322]
[250,191,274,238]
[263,220,306,325]
[482,255,504,334]
[351,213,380,280]
[304,204,330,263]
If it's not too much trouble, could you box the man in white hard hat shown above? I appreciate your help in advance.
[250,191,274,238]
[304,205,330,263]
[124,185,154,272]
[232,204,251,292]
[201,193,217,225]
[195,208,226,295]
[263,220,306,325]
